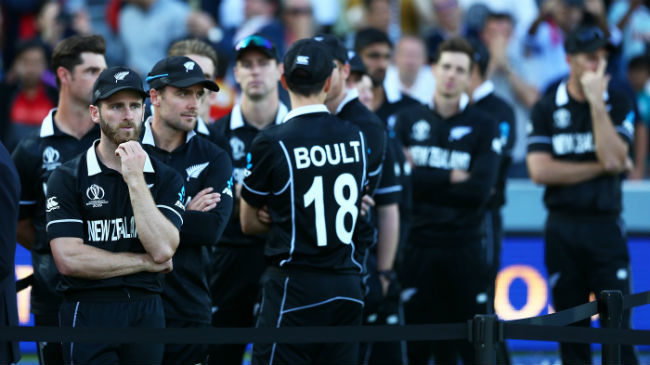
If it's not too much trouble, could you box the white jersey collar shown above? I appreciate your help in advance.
[282,104,330,123]
[86,139,154,176]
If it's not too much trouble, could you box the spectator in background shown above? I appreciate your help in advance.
[0,40,57,151]
[384,35,436,104]
[231,0,284,55]
[608,0,650,73]
[480,11,541,177]
[424,0,465,60]
[282,0,316,48]
[118,0,217,77]
[627,55,650,179]
[364,0,401,43]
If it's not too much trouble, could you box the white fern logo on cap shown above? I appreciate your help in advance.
[184,61,195,72]
[296,55,309,65]
[114,71,130,83]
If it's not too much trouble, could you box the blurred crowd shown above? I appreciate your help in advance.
[1,0,649,178]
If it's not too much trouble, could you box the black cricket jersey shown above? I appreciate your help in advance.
[241,104,369,273]
[11,109,100,315]
[374,88,421,220]
[336,89,398,251]
[141,119,233,323]
[45,141,185,293]
[528,81,635,216]
[12,109,100,253]
[472,81,516,210]
[209,102,289,246]
[395,95,501,244]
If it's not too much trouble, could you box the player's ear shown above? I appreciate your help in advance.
[149,88,161,107]
[280,74,289,91]
[323,76,332,94]
[89,104,100,124]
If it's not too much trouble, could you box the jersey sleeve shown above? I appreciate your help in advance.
[45,168,84,240]
[241,133,275,208]
[373,141,401,206]
[364,126,387,198]
[11,139,40,220]
[154,167,186,231]
[181,148,234,246]
[609,92,635,147]
[527,100,554,153]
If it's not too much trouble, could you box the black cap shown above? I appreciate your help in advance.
[146,56,219,91]
[92,66,147,105]
[468,38,490,76]
[348,52,367,75]
[313,34,348,64]
[234,34,278,60]
[564,25,610,54]
[283,38,335,85]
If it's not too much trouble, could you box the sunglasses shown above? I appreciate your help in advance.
[235,35,274,51]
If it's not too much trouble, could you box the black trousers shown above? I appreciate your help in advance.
[162,319,209,365]
[545,214,639,365]
[401,239,489,365]
[252,267,364,365]
[59,293,165,365]
[209,244,266,365]
[35,314,63,365]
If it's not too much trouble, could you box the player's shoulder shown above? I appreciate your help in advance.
[209,114,231,137]
[54,152,84,180]
[148,153,182,183]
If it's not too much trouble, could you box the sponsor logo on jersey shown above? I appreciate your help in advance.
[46,197,59,212]
[492,138,503,154]
[87,216,137,242]
[553,108,571,129]
[175,200,185,210]
[230,136,246,160]
[408,145,471,170]
[449,126,472,141]
[293,141,362,169]
[499,122,510,146]
[411,120,430,142]
[86,184,109,208]
[552,132,595,155]
[222,176,234,197]
[42,146,61,171]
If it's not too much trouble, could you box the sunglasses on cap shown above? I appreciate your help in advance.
[235,35,274,51]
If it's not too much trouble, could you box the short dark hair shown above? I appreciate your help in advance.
[168,38,219,76]
[628,55,650,73]
[51,35,106,88]
[354,27,392,54]
[433,37,475,69]
[284,69,328,97]
[13,39,47,65]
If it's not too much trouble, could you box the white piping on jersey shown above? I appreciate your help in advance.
[242,182,271,196]
[281,296,364,315]
[230,102,289,130]
[616,126,633,140]
[335,88,360,115]
[368,162,383,177]
[282,104,329,124]
[46,219,83,231]
[70,301,80,365]
[20,200,37,205]
[273,178,291,195]
[555,81,609,106]
[269,277,290,365]
[429,93,469,112]
[278,141,296,267]
[157,205,184,225]
[39,108,57,137]
[527,136,553,145]
[375,185,402,195]
[350,239,363,272]
[472,80,495,103]
[352,131,367,273]
[86,140,154,176]
[142,118,196,145]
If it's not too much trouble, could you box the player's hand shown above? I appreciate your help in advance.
[116,141,146,185]
[257,205,272,224]
[580,58,610,105]
[450,169,470,183]
[144,255,173,273]
[186,187,221,212]
[360,195,375,216]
